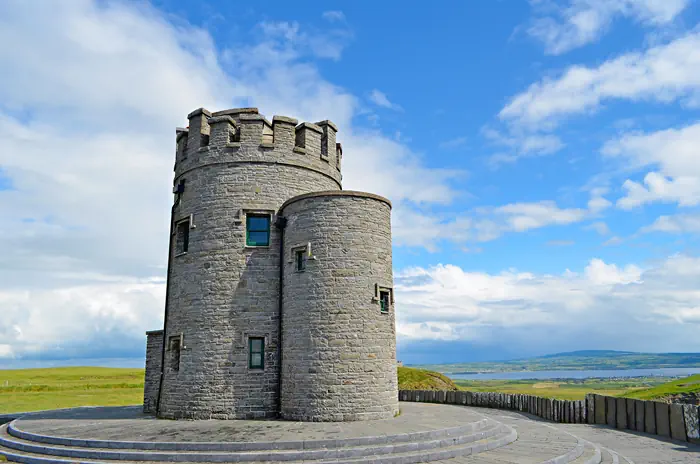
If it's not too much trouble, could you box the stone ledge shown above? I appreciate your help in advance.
[211,108,259,117]
[280,190,392,212]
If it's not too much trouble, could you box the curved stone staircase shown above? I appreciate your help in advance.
[0,417,516,464]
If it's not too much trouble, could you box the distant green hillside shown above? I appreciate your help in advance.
[416,350,700,374]
[622,374,700,401]
[397,366,459,391]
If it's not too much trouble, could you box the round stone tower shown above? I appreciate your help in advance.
[147,107,399,422]
[279,192,399,421]
[157,108,342,419]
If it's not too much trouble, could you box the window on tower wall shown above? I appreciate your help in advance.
[246,214,270,247]
[168,336,181,372]
[175,218,190,254]
[295,249,306,272]
[249,337,264,369]
[380,290,391,313]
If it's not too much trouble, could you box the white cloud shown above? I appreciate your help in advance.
[641,213,700,233]
[322,11,345,23]
[603,122,700,208]
[393,197,606,250]
[482,128,564,166]
[528,0,690,55]
[369,89,402,111]
[395,255,700,353]
[492,201,587,231]
[585,221,611,235]
[439,136,468,149]
[500,30,700,127]
[0,0,459,362]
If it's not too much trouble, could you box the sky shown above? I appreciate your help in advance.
[1,0,700,368]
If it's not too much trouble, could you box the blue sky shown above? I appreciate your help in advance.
[1,0,700,367]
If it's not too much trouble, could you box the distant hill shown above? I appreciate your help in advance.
[415,350,700,374]
[397,366,459,391]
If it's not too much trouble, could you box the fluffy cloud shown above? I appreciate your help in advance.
[392,195,610,250]
[0,0,458,362]
[369,89,402,111]
[395,255,700,353]
[528,0,689,55]
[603,122,700,208]
[500,30,700,127]
[483,128,564,166]
[585,221,611,235]
[641,213,700,233]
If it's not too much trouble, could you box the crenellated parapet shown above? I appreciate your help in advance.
[174,108,342,187]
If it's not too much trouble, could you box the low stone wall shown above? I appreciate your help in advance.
[399,390,700,444]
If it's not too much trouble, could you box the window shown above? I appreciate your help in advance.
[249,337,264,369]
[175,218,190,254]
[168,336,181,372]
[246,214,270,247]
[295,249,306,272]
[380,290,391,313]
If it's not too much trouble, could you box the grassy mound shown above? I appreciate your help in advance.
[622,374,700,401]
[397,366,459,391]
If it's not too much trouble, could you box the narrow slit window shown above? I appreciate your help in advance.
[175,219,190,254]
[246,214,270,247]
[168,336,181,372]
[295,249,306,272]
[249,337,264,370]
[380,290,391,313]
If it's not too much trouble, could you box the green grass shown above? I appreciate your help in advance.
[398,366,459,391]
[621,374,700,400]
[452,377,669,400]
[0,367,145,413]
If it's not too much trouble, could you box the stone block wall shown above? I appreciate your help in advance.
[157,108,342,420]
[398,390,700,443]
[143,330,163,414]
[280,192,398,421]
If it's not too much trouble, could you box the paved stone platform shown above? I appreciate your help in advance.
[0,402,698,463]
[8,403,482,443]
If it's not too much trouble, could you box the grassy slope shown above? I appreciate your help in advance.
[397,367,459,391]
[622,374,700,401]
[0,367,144,413]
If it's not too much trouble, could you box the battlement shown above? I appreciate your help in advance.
[176,108,341,173]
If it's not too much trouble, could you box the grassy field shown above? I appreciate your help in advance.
[0,367,144,413]
[452,377,673,400]
[1,367,697,414]
[622,374,700,400]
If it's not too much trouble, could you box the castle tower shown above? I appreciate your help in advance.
[143,108,397,421]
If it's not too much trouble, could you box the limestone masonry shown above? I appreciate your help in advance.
[143,107,399,421]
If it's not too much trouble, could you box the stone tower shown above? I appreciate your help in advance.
[143,108,398,421]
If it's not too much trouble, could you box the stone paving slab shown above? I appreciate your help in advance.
[454,408,700,464]
[12,403,483,444]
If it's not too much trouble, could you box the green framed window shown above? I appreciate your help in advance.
[246,214,270,247]
[249,337,264,369]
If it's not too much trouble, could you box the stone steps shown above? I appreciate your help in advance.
[0,421,517,464]
[565,441,601,464]
[6,417,491,452]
